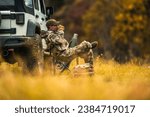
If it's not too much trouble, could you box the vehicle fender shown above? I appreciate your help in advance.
[26,20,41,36]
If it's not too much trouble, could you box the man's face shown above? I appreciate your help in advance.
[49,25,58,31]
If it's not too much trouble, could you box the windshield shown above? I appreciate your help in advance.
[0,0,15,6]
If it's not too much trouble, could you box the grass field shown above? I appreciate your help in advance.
[0,58,150,100]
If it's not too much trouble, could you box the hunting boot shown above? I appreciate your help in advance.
[91,41,98,49]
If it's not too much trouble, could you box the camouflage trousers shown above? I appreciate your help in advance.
[54,41,94,66]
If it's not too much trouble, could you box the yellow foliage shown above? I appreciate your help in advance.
[115,13,124,21]
[0,59,150,100]
[111,0,150,57]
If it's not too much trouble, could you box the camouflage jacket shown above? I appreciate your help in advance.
[46,31,69,56]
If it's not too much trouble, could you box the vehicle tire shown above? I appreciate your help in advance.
[28,34,44,74]
[16,34,44,74]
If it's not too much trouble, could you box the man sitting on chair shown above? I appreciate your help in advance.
[44,19,98,73]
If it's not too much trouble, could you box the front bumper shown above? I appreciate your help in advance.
[0,36,35,48]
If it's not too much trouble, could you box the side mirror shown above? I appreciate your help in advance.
[46,7,54,19]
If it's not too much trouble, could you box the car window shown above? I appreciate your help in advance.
[39,0,45,14]
[24,0,33,8]
[34,0,39,10]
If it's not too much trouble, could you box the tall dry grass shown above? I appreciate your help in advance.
[0,58,150,100]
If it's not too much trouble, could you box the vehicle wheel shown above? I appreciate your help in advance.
[35,34,44,74]
[16,34,44,74]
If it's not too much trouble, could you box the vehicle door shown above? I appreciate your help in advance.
[34,0,47,31]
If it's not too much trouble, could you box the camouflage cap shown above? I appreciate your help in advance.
[46,19,60,28]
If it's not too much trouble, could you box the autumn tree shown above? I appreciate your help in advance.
[82,0,120,58]
[83,0,150,62]
[111,0,150,62]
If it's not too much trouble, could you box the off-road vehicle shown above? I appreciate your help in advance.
[0,0,52,73]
